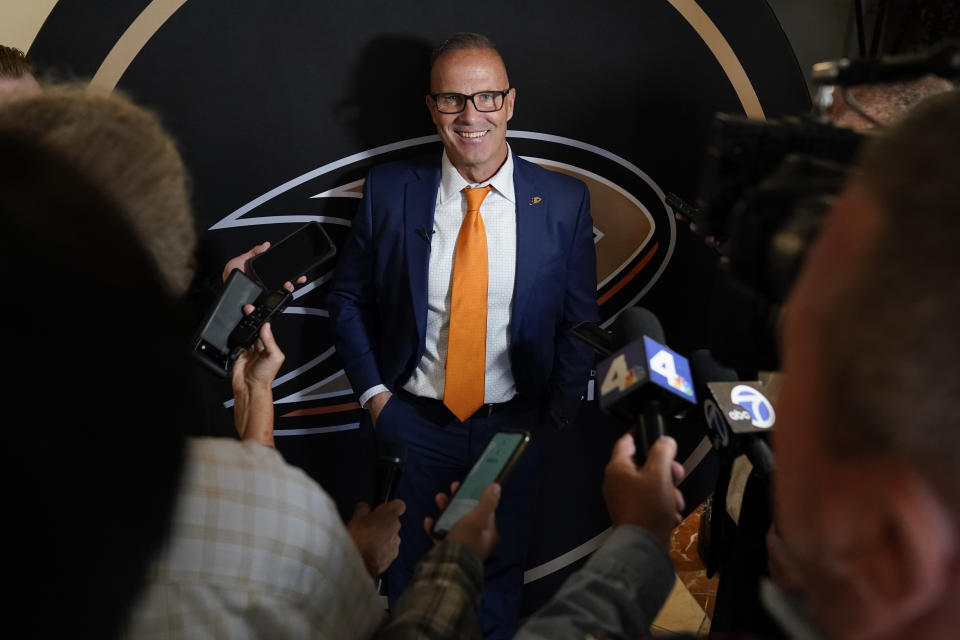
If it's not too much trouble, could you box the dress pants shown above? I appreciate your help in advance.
[373,390,542,640]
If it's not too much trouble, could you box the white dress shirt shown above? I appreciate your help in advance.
[359,149,518,407]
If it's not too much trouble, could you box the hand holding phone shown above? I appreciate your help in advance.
[430,430,530,538]
[192,269,265,377]
[228,288,292,350]
[426,482,502,562]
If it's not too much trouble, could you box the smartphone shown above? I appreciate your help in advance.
[227,287,292,349]
[247,221,337,291]
[568,321,615,357]
[431,429,531,538]
[191,269,265,377]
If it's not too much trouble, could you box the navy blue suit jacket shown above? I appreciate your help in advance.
[328,153,598,424]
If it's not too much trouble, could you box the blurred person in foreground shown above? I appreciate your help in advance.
[0,85,195,296]
[1,133,192,637]
[764,89,960,640]
[0,130,392,638]
[0,88,409,637]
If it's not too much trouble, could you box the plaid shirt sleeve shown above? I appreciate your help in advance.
[374,540,484,640]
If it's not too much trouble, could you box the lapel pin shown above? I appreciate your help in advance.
[530,196,542,205]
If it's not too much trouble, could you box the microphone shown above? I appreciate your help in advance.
[415,228,435,244]
[811,41,960,86]
[610,305,666,347]
[373,441,406,596]
[597,307,697,463]
[373,441,407,505]
[689,350,775,477]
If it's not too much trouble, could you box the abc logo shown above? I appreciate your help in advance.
[730,385,776,429]
[704,399,730,447]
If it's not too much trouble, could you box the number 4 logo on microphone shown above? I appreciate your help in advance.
[649,349,678,380]
[600,354,640,396]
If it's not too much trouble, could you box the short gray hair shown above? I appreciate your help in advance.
[431,32,500,66]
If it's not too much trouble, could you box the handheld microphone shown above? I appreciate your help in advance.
[373,441,406,596]
[811,41,960,86]
[597,307,697,463]
[689,350,775,477]
[374,441,407,505]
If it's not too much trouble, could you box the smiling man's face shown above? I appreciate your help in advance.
[426,47,515,184]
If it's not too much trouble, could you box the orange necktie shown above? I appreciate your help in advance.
[444,185,492,422]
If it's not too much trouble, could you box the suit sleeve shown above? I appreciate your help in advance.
[327,171,385,396]
[549,182,598,426]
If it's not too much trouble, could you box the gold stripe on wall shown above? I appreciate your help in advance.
[0,0,59,53]
[90,0,189,91]
[666,0,766,120]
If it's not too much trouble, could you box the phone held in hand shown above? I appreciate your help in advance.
[191,269,264,377]
[247,221,336,291]
[431,429,531,538]
[227,288,292,349]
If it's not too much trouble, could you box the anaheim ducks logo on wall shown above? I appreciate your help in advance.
[25,0,805,441]
[208,131,674,434]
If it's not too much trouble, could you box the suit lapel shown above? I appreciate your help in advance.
[512,156,545,344]
[404,164,441,346]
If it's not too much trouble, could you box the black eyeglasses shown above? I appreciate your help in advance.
[429,89,512,114]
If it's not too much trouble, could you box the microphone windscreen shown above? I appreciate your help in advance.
[610,306,666,346]
[689,349,739,386]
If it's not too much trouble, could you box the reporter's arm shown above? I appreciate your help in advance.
[374,539,484,640]
[231,319,284,446]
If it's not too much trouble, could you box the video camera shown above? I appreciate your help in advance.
[696,114,863,304]
[685,42,957,371]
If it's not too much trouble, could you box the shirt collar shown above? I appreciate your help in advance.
[438,146,515,205]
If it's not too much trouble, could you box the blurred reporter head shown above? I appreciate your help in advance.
[0,134,196,636]
[775,90,960,639]
[0,85,196,295]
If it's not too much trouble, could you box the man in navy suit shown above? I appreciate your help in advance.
[328,32,597,638]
